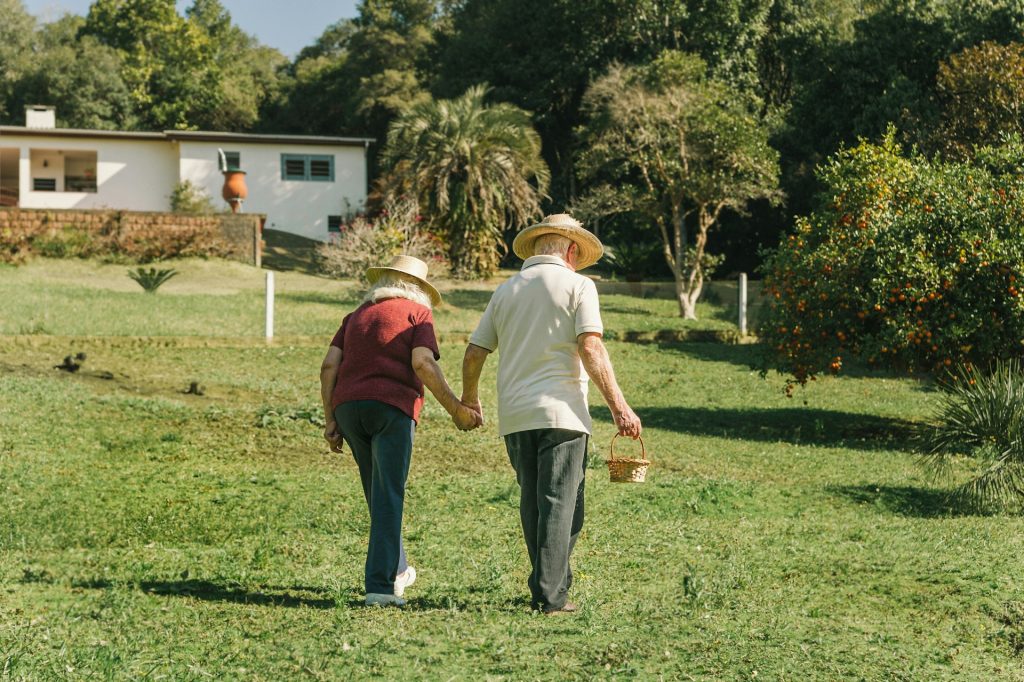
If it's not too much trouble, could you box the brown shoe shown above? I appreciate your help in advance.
[542,601,577,615]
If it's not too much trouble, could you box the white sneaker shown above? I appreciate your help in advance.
[365,593,406,607]
[394,566,416,597]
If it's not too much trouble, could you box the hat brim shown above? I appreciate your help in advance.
[365,266,442,306]
[512,224,604,270]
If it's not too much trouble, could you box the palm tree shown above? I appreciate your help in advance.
[383,85,550,278]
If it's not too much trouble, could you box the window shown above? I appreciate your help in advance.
[64,151,97,192]
[33,178,56,192]
[281,154,334,182]
[327,215,343,233]
[220,150,241,170]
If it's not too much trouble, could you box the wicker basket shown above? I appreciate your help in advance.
[606,434,651,483]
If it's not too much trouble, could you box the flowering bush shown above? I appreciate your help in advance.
[316,198,448,282]
[759,130,1024,392]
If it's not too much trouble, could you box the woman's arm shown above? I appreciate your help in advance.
[320,346,344,450]
[411,346,482,430]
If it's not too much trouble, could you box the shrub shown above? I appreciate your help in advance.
[31,227,96,259]
[316,198,448,282]
[0,212,233,264]
[759,130,1024,392]
[169,181,218,215]
[128,266,178,293]
[921,360,1024,509]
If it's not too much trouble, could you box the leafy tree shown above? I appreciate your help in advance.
[935,41,1024,160]
[0,0,36,123]
[267,0,435,149]
[578,51,780,319]
[8,16,135,130]
[258,20,356,135]
[185,0,287,131]
[383,85,550,278]
[83,0,221,130]
[759,131,1024,392]
[434,0,695,204]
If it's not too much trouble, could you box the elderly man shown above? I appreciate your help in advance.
[461,214,642,615]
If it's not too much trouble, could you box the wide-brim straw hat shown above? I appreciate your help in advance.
[512,213,604,270]
[365,255,442,306]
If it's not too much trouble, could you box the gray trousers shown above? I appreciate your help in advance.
[503,428,588,611]
[335,400,413,595]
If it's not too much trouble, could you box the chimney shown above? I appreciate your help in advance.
[25,105,56,129]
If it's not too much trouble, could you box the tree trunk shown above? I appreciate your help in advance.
[676,276,698,319]
[673,202,698,319]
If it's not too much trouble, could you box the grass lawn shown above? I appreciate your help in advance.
[1,258,1022,680]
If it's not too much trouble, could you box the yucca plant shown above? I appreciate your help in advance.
[128,267,178,293]
[921,359,1024,509]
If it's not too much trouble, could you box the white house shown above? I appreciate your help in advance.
[0,106,373,240]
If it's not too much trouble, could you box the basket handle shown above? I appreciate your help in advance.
[609,433,649,464]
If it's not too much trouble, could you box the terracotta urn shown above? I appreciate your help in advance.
[221,170,248,213]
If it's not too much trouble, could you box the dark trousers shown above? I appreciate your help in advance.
[335,400,413,595]
[503,428,588,610]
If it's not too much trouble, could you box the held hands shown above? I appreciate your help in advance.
[324,419,344,453]
[453,398,484,431]
[613,404,642,439]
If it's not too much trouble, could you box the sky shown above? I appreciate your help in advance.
[21,0,361,57]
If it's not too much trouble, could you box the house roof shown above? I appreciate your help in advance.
[0,126,375,147]
[0,126,166,141]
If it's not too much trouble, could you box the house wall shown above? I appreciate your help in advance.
[178,141,368,241]
[0,134,178,211]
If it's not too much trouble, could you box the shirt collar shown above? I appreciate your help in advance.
[521,255,568,270]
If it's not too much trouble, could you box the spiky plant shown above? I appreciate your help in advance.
[382,85,550,279]
[921,359,1024,508]
[128,267,178,293]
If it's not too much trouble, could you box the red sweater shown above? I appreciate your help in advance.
[330,298,440,423]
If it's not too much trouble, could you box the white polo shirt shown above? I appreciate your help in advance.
[469,255,604,436]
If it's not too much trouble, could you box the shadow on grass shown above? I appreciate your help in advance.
[441,288,493,312]
[276,291,361,307]
[75,579,335,609]
[597,406,919,451]
[645,341,760,367]
[828,484,965,518]
[262,229,321,275]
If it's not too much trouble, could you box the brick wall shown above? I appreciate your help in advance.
[0,208,263,265]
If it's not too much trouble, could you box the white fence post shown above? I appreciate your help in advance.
[265,270,275,341]
[739,272,748,337]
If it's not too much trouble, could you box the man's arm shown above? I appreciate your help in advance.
[320,346,344,451]
[412,347,482,430]
[577,332,642,438]
[461,343,491,419]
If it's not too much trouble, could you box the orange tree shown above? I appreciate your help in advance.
[759,130,1024,393]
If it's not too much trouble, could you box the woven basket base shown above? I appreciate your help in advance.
[607,458,650,483]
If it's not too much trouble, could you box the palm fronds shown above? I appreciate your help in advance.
[383,85,550,278]
[921,359,1024,508]
[128,267,178,293]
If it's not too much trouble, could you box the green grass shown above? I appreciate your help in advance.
[1,258,1022,680]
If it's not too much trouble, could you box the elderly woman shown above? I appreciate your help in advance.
[320,255,480,607]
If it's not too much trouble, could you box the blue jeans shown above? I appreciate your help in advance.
[335,400,414,595]
[504,428,588,610]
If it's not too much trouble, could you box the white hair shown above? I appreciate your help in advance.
[364,273,432,308]
[534,233,573,257]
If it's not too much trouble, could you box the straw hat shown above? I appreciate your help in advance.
[365,255,442,306]
[512,214,604,270]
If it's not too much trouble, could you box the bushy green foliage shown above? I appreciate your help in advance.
[577,50,779,318]
[922,360,1024,509]
[935,41,1024,160]
[760,131,1024,390]
[128,266,179,293]
[383,86,549,279]
[315,198,447,282]
[169,181,217,215]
